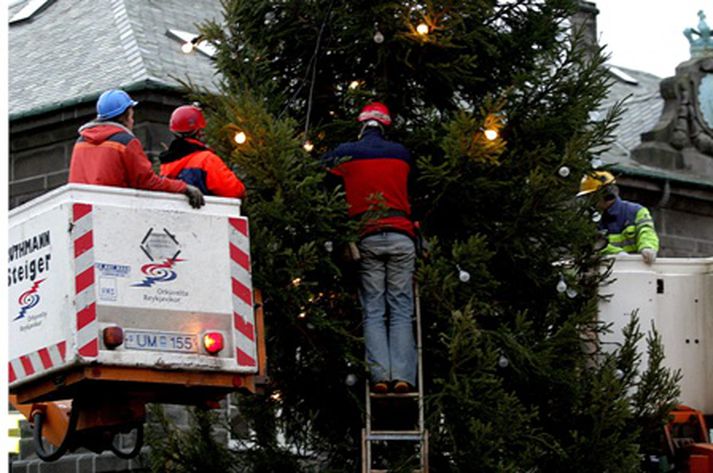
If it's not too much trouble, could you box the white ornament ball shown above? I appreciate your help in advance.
[373,31,384,43]
[558,166,570,178]
[324,241,334,253]
[591,211,602,223]
[556,279,567,293]
[615,369,624,380]
[498,355,509,368]
[345,374,357,386]
[591,158,603,169]
[566,288,578,299]
[459,270,471,283]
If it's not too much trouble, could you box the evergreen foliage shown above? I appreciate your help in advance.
[147,1,681,471]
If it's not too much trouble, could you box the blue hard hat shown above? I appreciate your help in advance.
[96,89,139,121]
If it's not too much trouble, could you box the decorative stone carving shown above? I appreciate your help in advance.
[631,12,713,177]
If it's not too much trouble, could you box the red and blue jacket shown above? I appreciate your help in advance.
[69,122,187,193]
[159,137,246,199]
[322,127,415,238]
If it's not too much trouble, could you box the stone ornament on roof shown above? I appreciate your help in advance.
[632,10,713,178]
[684,10,713,58]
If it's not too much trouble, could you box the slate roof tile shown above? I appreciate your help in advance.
[9,0,221,118]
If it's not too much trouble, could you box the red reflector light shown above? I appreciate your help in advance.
[103,326,124,349]
[203,332,224,355]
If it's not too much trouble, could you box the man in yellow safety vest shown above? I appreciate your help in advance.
[577,171,659,264]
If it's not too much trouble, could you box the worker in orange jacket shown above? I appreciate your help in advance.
[159,105,246,199]
[69,89,205,208]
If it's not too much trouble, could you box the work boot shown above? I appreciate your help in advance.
[392,380,414,394]
[370,381,389,394]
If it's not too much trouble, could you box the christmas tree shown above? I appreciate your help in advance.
[147,1,680,471]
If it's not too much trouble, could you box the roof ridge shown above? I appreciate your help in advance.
[109,0,148,84]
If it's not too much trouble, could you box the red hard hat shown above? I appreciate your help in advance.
[358,102,392,126]
[169,105,206,134]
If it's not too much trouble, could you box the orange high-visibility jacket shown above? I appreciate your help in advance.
[160,137,246,199]
[69,122,187,194]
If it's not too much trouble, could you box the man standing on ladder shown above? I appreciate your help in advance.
[323,102,417,394]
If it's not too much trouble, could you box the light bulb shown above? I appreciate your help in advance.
[324,241,334,253]
[416,23,429,35]
[181,41,194,54]
[303,140,314,152]
[345,374,357,386]
[234,131,247,145]
[591,211,602,223]
[484,128,498,141]
[566,287,578,299]
[348,80,360,90]
[556,278,567,293]
[291,277,302,286]
[459,270,471,283]
[298,311,307,319]
[558,166,570,178]
[270,391,282,401]
[498,355,509,368]
[373,31,384,43]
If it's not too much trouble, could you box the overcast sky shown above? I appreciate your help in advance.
[595,0,711,78]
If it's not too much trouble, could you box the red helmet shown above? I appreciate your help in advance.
[358,102,392,126]
[169,105,206,134]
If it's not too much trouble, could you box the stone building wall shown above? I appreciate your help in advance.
[9,90,185,209]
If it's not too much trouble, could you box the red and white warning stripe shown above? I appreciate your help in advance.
[228,217,257,369]
[9,341,67,385]
[73,203,98,358]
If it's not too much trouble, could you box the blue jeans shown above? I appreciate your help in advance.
[358,232,417,385]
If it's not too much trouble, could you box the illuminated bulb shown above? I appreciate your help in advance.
[484,128,498,141]
[298,312,307,319]
[348,80,360,90]
[270,391,282,401]
[556,278,567,293]
[303,140,314,152]
[291,277,302,286]
[181,41,194,54]
[416,23,429,35]
[234,131,247,145]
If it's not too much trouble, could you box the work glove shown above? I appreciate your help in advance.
[184,185,205,209]
[641,248,657,265]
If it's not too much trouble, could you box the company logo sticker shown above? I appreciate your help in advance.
[132,228,185,288]
[15,278,46,321]
[132,257,185,287]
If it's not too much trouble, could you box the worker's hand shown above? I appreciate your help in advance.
[641,248,657,265]
[184,185,205,209]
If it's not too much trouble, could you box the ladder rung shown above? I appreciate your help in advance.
[367,430,422,441]
[370,470,423,473]
[369,392,419,399]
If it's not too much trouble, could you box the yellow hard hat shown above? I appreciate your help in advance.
[576,171,615,197]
